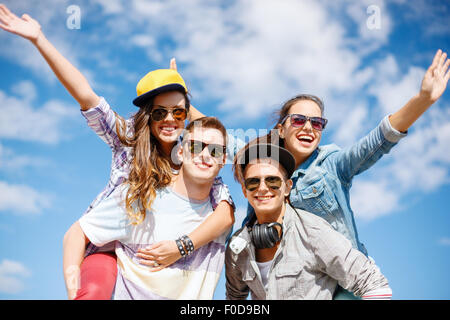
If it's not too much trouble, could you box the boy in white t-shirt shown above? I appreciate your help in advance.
[64,117,231,300]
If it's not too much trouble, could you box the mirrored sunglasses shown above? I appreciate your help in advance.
[244,176,283,192]
[150,107,187,122]
[282,114,328,131]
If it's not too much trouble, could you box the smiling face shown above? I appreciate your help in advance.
[178,127,226,184]
[243,158,293,223]
[149,91,187,147]
[277,99,323,166]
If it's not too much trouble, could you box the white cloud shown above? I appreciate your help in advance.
[118,0,386,124]
[0,143,49,171]
[438,237,450,246]
[351,179,401,221]
[92,0,124,15]
[0,259,31,295]
[333,104,369,146]
[368,55,425,115]
[0,82,78,144]
[0,181,51,215]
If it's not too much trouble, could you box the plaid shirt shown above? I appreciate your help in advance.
[225,204,392,300]
[81,97,235,256]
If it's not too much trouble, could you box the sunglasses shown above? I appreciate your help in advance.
[244,176,283,192]
[282,114,328,131]
[150,106,187,122]
[185,140,227,158]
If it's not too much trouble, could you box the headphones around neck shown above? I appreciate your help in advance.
[250,221,283,249]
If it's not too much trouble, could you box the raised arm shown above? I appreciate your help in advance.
[0,4,99,110]
[389,49,449,132]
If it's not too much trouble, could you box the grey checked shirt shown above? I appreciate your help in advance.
[225,204,392,300]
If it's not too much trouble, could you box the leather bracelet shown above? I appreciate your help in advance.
[175,238,186,257]
[181,235,194,256]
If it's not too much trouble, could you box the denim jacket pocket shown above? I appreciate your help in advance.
[295,178,338,217]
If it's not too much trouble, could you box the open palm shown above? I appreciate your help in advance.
[0,4,41,41]
[421,49,450,103]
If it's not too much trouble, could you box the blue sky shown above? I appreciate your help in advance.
[0,0,449,300]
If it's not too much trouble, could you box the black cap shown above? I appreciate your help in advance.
[239,143,296,178]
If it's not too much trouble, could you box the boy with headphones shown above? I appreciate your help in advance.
[225,143,392,300]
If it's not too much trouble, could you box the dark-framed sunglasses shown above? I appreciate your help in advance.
[282,114,328,131]
[244,176,283,192]
[150,106,187,122]
[185,139,227,158]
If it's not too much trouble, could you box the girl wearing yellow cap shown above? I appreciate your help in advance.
[0,5,235,300]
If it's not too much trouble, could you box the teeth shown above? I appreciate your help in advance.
[256,196,272,200]
[195,162,211,168]
[297,135,313,141]
[161,127,176,131]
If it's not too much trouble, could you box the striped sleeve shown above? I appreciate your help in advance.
[362,287,393,300]
[81,97,131,150]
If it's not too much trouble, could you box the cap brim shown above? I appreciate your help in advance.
[240,143,296,178]
[133,83,186,107]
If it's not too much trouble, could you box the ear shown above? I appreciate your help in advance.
[177,143,184,164]
[284,179,293,197]
[220,152,227,168]
[241,183,248,199]
[276,123,285,139]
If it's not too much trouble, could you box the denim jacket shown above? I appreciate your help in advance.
[243,116,407,255]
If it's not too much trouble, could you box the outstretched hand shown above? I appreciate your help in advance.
[420,49,450,103]
[0,4,41,42]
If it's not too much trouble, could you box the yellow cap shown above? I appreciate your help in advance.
[133,69,187,107]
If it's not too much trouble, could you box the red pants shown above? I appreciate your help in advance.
[74,252,117,300]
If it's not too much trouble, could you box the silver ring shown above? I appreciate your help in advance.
[153,262,159,267]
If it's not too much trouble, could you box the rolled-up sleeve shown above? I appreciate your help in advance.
[209,176,236,210]
[81,97,131,151]
[225,246,249,300]
[380,115,408,143]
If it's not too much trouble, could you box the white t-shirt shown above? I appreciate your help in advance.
[256,260,273,291]
[79,184,230,300]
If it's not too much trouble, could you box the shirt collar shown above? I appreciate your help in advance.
[291,148,319,178]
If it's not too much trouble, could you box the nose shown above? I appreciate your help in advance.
[164,110,175,122]
[302,118,313,131]
[198,146,212,162]
[257,179,270,192]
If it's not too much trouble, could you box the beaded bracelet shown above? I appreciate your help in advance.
[175,238,186,257]
[181,235,195,256]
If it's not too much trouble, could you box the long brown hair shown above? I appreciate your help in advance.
[116,91,190,225]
